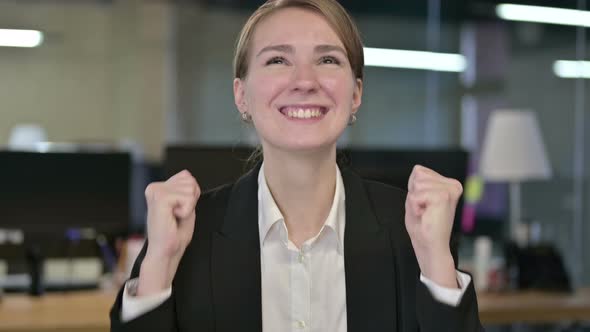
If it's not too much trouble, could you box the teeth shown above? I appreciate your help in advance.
[284,107,324,119]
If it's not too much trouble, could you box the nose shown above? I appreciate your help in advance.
[290,63,319,94]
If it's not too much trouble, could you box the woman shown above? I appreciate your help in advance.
[110,0,483,331]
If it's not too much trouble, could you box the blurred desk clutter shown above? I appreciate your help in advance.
[0,227,117,295]
[0,290,116,332]
[466,237,572,294]
[478,288,590,325]
[0,145,156,296]
[0,288,588,332]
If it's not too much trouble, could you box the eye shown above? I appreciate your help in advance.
[320,56,341,65]
[266,56,287,65]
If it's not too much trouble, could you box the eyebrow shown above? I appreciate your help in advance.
[314,44,347,56]
[256,44,294,57]
[256,44,347,57]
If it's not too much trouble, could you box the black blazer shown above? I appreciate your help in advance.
[110,163,484,332]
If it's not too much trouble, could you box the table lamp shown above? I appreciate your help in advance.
[479,110,552,243]
[8,124,47,151]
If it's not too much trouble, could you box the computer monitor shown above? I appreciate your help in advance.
[338,148,469,233]
[0,150,131,237]
[164,145,255,192]
[338,148,468,190]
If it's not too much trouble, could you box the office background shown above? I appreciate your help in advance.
[0,0,588,331]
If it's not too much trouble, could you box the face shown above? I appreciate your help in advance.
[234,7,362,153]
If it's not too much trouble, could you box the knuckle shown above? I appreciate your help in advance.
[194,182,201,197]
[151,188,164,201]
[144,182,159,199]
[177,203,189,215]
[405,193,412,203]
[442,190,452,202]
[413,181,425,192]
[447,178,463,196]
[186,178,201,197]
[416,164,431,173]
[415,169,427,180]
[411,165,422,177]
[455,181,464,195]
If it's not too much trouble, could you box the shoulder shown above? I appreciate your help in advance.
[193,182,234,231]
[362,178,407,206]
[355,174,408,219]
[362,178,406,223]
[357,177,413,245]
[200,182,234,204]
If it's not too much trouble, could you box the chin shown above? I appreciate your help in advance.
[270,136,338,154]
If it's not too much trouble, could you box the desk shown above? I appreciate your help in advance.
[0,289,589,331]
[478,288,590,325]
[0,291,115,332]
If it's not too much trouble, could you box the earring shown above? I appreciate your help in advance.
[348,113,357,126]
[241,112,252,123]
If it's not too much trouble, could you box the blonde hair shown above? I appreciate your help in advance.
[233,0,364,81]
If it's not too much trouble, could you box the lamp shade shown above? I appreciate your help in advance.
[8,124,47,151]
[480,110,552,181]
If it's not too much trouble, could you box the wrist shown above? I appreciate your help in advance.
[137,254,175,296]
[417,250,458,289]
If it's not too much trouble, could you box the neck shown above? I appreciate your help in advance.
[262,145,337,248]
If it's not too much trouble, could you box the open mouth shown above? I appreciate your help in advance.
[278,106,329,120]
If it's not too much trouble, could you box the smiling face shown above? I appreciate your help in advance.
[233,7,362,153]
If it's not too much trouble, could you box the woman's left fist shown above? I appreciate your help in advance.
[405,165,463,288]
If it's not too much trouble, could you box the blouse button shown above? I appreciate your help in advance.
[296,320,306,329]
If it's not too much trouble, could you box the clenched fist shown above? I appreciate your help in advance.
[137,170,201,296]
[405,165,463,288]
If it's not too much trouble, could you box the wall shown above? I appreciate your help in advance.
[0,0,174,161]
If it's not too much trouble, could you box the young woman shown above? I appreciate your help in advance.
[110,0,483,331]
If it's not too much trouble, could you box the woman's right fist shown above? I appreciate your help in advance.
[137,170,201,295]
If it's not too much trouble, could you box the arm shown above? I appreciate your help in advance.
[416,270,484,332]
[405,165,484,331]
[110,242,179,332]
[110,170,201,332]
[415,232,483,331]
[418,229,471,306]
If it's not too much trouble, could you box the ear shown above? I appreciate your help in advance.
[233,78,247,113]
[352,78,363,112]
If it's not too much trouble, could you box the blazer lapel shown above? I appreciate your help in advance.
[211,163,263,332]
[342,167,398,332]
[210,163,398,332]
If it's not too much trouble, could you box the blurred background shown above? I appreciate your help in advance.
[0,0,588,331]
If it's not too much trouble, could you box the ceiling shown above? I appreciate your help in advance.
[196,0,583,21]
[1,0,584,22]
